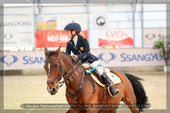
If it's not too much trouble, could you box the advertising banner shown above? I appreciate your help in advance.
[1,48,166,70]
[2,15,34,49]
[36,30,88,48]
[4,32,34,48]
[144,28,166,47]
[98,30,133,47]
[35,15,57,30]
[35,14,88,30]
[3,15,34,33]
[1,51,45,70]
[93,48,165,67]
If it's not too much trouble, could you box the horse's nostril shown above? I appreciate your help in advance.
[52,88,55,92]
[48,87,56,94]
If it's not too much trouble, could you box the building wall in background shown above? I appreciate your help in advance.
[3,4,167,51]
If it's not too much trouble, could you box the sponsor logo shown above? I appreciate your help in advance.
[0,55,18,66]
[93,13,109,29]
[47,31,68,42]
[23,56,45,65]
[96,16,106,26]
[0,21,32,27]
[145,34,167,40]
[98,52,116,64]
[4,34,13,40]
[120,53,163,62]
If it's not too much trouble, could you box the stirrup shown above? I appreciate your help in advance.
[108,87,119,97]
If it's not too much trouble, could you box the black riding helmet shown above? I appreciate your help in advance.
[64,22,81,34]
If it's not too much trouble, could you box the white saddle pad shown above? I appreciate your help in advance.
[104,68,121,84]
[82,63,121,85]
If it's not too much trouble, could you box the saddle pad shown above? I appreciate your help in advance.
[82,64,121,87]
[104,68,121,84]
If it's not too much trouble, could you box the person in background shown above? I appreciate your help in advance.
[64,21,119,97]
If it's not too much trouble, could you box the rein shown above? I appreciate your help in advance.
[58,64,78,87]
[46,55,80,89]
[45,54,96,106]
[66,71,85,106]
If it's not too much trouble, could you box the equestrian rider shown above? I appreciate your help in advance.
[64,21,119,97]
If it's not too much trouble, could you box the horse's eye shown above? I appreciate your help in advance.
[55,64,58,68]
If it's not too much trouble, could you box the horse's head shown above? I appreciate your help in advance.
[44,46,65,95]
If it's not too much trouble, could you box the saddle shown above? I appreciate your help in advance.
[82,63,121,87]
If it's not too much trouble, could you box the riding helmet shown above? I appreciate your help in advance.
[64,22,81,34]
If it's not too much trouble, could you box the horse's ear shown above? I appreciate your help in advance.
[54,46,61,56]
[44,47,48,57]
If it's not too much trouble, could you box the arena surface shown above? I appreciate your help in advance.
[4,72,166,112]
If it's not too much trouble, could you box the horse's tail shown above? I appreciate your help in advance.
[125,73,148,112]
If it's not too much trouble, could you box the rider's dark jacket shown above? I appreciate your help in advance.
[66,35,98,63]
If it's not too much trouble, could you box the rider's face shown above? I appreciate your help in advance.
[66,30,76,39]
[66,30,72,39]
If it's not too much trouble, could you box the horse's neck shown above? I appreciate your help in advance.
[61,53,84,91]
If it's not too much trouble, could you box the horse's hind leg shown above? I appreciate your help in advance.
[126,104,139,113]
[124,95,139,113]
[122,84,138,113]
[122,78,139,113]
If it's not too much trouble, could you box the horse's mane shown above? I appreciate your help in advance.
[60,52,77,65]
[46,50,76,65]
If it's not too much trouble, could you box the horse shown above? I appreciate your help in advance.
[44,47,148,113]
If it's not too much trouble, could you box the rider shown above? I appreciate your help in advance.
[64,21,119,97]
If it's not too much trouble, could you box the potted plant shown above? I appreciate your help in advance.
[153,39,167,65]
[153,39,170,71]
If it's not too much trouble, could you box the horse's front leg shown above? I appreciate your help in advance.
[85,109,99,113]
[66,91,85,113]
[108,109,116,113]
[80,99,100,113]
[83,101,100,113]
[67,108,86,113]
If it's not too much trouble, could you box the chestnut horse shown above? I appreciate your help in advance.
[44,47,148,113]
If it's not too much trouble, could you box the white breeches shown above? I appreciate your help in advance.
[89,61,104,76]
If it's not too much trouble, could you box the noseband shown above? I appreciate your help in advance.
[46,54,87,105]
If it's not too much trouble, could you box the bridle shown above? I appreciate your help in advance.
[46,56,63,83]
[45,54,91,105]
[46,55,78,89]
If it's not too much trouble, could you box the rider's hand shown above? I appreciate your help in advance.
[73,55,78,58]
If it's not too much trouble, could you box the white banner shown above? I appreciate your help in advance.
[92,48,165,67]
[98,29,133,47]
[1,51,45,70]
[144,28,166,47]
[3,15,34,33]
[4,32,34,48]
[0,48,166,70]
[2,15,34,49]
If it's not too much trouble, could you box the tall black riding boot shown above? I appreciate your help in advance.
[101,72,119,96]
